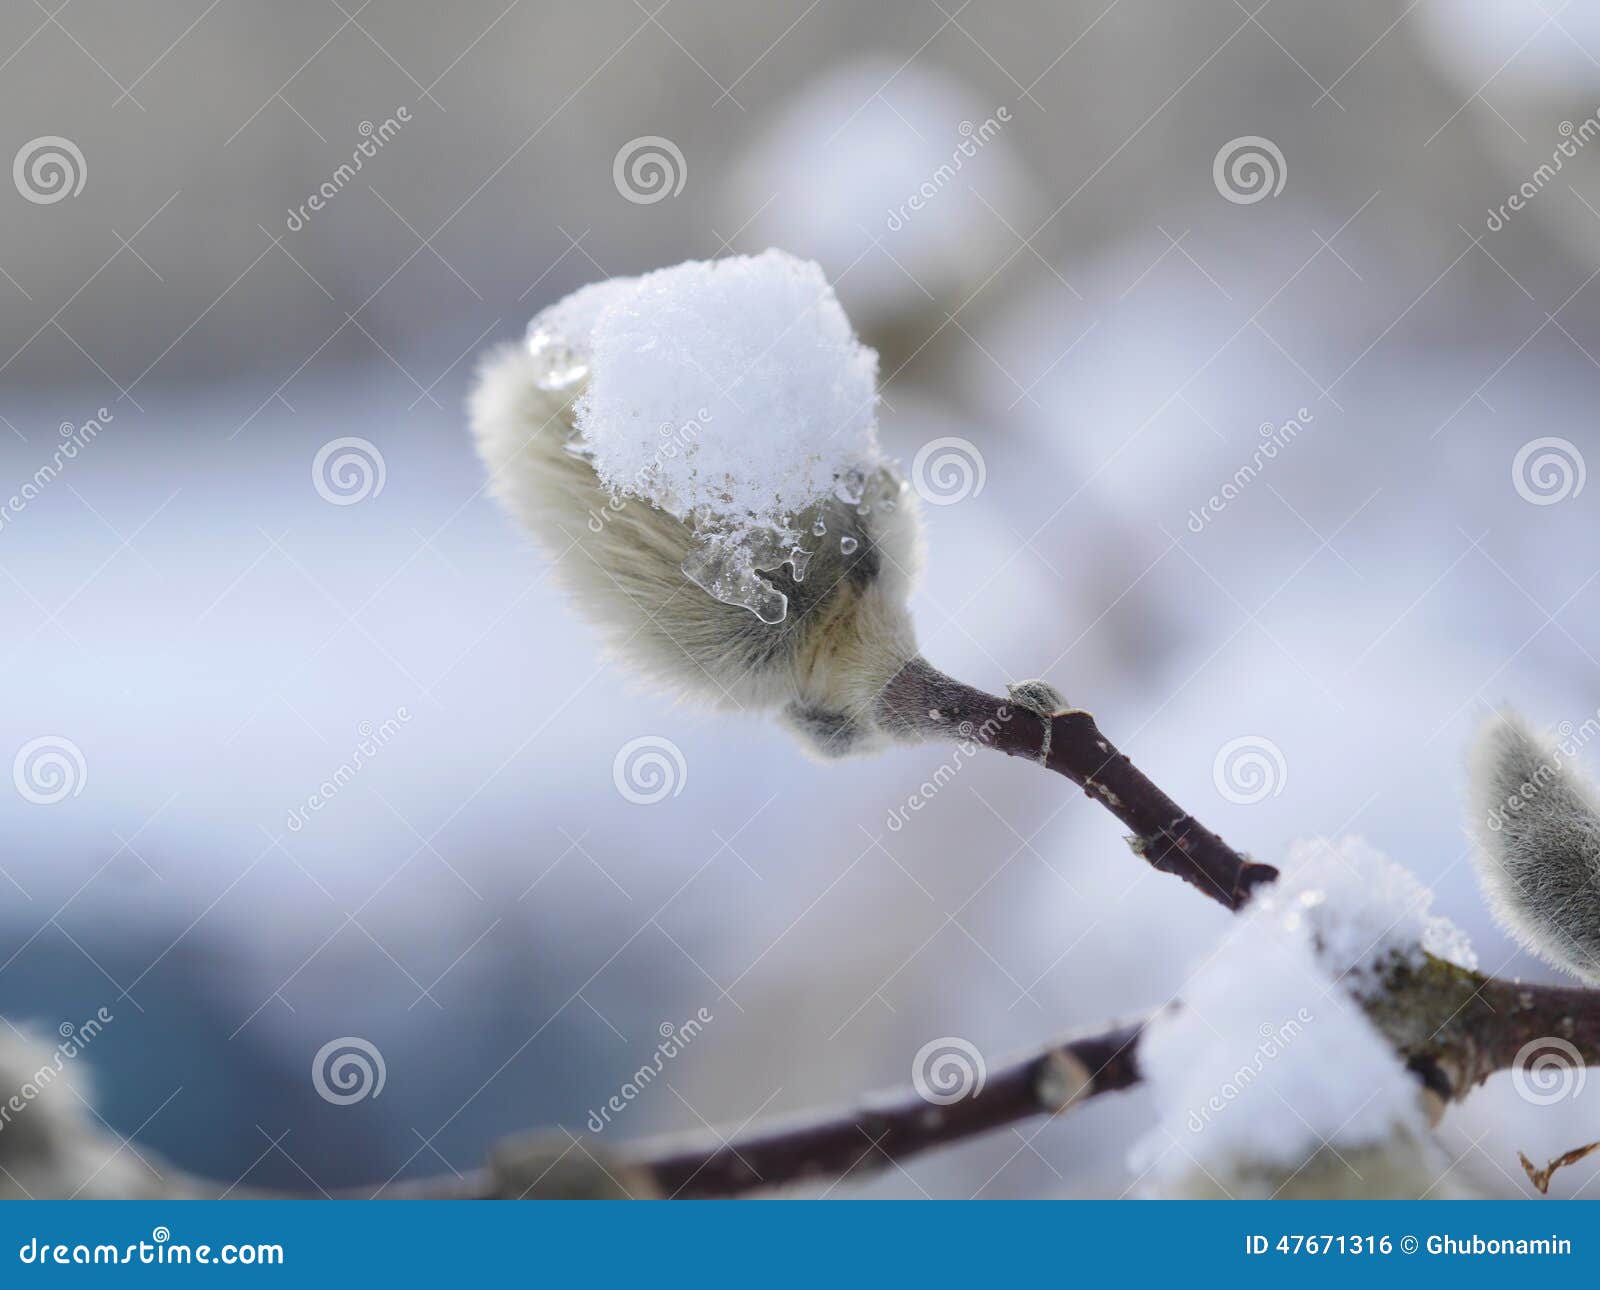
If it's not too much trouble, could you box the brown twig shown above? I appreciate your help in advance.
[360,1019,1146,1199]
[876,657,1277,909]
[636,1019,1144,1197]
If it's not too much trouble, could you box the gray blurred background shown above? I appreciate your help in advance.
[5,0,1600,1198]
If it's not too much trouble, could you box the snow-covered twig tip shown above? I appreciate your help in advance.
[1469,710,1600,985]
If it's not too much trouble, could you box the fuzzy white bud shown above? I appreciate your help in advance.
[1468,710,1600,984]
[469,254,928,759]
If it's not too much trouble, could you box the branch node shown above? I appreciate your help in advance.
[488,1132,657,1200]
[1006,678,1069,763]
[1034,1049,1093,1111]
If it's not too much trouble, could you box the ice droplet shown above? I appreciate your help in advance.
[833,466,867,505]
[525,327,590,391]
[681,540,787,625]
[786,546,814,583]
[839,535,859,555]
[812,517,827,537]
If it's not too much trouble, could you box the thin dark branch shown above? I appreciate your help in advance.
[345,1020,1146,1199]
[877,658,1277,909]
[636,1020,1144,1197]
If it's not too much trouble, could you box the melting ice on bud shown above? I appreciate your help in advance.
[469,249,927,758]
[1469,710,1600,984]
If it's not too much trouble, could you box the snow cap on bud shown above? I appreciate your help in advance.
[1468,710,1600,984]
[469,251,924,758]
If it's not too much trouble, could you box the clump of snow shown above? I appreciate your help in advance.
[569,250,880,539]
[525,276,640,369]
[1269,836,1477,990]
[1131,837,1469,1196]
[521,250,884,623]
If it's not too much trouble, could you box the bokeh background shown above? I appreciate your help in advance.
[5,0,1600,1198]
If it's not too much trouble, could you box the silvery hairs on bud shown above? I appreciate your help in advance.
[1468,710,1600,984]
[468,253,928,759]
